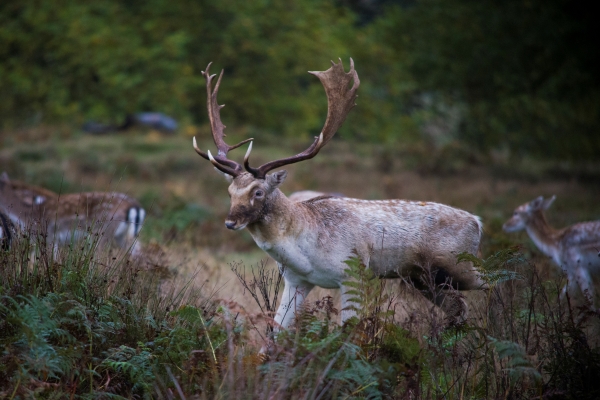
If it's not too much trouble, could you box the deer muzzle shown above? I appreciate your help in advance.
[225,219,247,231]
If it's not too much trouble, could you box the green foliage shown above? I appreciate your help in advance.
[0,0,353,140]
[458,247,525,288]
[100,345,156,395]
[0,0,195,125]
[0,225,205,397]
[340,254,424,396]
[373,0,600,160]
[2,224,600,398]
[343,253,394,322]
[488,336,541,387]
[3,0,597,159]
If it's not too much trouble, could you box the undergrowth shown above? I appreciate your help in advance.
[1,228,599,399]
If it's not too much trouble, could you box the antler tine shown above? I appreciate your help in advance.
[207,150,240,177]
[245,58,359,179]
[193,62,253,176]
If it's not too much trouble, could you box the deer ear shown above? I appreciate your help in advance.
[267,170,287,189]
[529,196,545,211]
[213,167,234,183]
[543,195,556,210]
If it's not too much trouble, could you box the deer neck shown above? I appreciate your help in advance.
[525,211,561,262]
[246,189,300,248]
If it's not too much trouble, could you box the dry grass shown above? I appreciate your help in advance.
[1,127,599,322]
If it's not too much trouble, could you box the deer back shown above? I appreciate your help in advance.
[9,179,58,206]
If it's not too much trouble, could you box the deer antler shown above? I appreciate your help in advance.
[244,58,359,179]
[193,62,253,176]
[194,59,359,179]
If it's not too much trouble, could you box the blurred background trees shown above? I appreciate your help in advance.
[1,0,598,160]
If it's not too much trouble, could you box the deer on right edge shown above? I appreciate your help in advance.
[193,58,487,332]
[504,195,600,308]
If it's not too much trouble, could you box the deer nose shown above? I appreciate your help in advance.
[225,220,236,230]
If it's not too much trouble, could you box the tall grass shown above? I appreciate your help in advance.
[1,223,599,398]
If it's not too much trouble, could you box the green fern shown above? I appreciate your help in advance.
[488,336,542,387]
[100,345,156,396]
[342,254,394,323]
[458,248,525,287]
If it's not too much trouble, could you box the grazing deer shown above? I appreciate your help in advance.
[288,190,343,202]
[503,195,600,307]
[0,173,145,255]
[192,59,485,330]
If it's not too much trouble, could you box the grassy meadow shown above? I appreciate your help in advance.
[1,126,600,398]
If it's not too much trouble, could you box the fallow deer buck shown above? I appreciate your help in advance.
[193,59,486,330]
[0,173,145,255]
[504,196,600,308]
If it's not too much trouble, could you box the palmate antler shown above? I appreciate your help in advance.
[194,58,360,179]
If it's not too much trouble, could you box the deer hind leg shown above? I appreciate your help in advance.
[421,289,468,326]
[127,207,145,256]
[417,264,473,326]
[418,270,468,326]
[452,257,488,291]
[111,207,145,255]
[560,272,578,302]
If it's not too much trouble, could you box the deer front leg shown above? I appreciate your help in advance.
[274,274,314,330]
[575,266,596,308]
[560,266,578,299]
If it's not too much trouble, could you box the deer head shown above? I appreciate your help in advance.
[193,59,360,230]
[503,195,556,233]
[0,172,43,228]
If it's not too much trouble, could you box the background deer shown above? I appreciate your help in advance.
[192,59,486,330]
[0,173,145,255]
[503,195,600,308]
